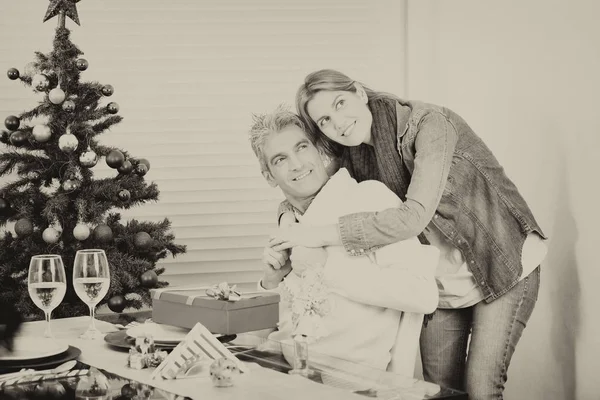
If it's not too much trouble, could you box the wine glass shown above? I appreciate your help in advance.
[27,254,67,338]
[72,249,111,340]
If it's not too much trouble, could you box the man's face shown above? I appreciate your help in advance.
[262,125,329,200]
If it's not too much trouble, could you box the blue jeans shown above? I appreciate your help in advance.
[420,267,540,400]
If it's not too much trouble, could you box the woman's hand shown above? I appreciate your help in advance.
[269,223,341,251]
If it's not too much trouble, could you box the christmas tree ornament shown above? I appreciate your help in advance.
[32,124,52,142]
[4,115,20,131]
[32,74,50,91]
[7,68,20,80]
[107,295,126,313]
[134,232,152,249]
[73,224,91,241]
[137,158,151,172]
[62,179,79,191]
[14,218,34,237]
[0,198,9,214]
[117,160,133,174]
[76,58,88,71]
[43,0,81,26]
[9,131,28,147]
[101,84,114,96]
[27,171,41,180]
[140,270,158,288]
[42,227,61,244]
[93,224,113,243]
[62,100,76,112]
[134,163,148,177]
[105,150,125,169]
[118,189,131,202]
[107,102,119,114]
[79,149,98,167]
[49,88,66,104]
[58,133,78,153]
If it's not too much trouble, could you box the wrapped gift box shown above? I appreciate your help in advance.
[151,288,280,335]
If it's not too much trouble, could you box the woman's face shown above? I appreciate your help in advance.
[306,84,373,147]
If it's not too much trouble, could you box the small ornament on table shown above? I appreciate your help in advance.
[42,226,61,244]
[14,218,34,237]
[118,189,131,202]
[7,68,19,80]
[101,84,114,96]
[62,99,76,113]
[32,74,50,91]
[107,294,126,313]
[127,334,168,370]
[79,148,98,167]
[76,58,88,71]
[140,270,158,288]
[206,282,241,301]
[92,224,113,244]
[106,102,119,114]
[49,87,66,104]
[117,160,133,174]
[58,133,78,153]
[73,223,90,241]
[210,357,240,387]
[105,150,125,169]
[4,115,20,131]
[32,124,52,142]
[9,131,28,147]
[134,231,152,249]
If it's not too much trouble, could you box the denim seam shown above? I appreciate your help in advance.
[500,275,528,383]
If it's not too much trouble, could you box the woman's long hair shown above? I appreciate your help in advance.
[295,69,399,156]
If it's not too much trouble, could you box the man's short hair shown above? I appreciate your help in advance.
[248,104,308,173]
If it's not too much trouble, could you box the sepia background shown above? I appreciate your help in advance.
[1,1,598,399]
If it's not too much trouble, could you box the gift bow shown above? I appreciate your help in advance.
[205,282,241,301]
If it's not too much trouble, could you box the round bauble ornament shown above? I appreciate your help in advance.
[62,100,76,113]
[4,115,20,131]
[79,149,98,167]
[32,124,52,142]
[14,218,33,237]
[73,224,91,241]
[134,164,148,177]
[121,384,136,398]
[118,189,130,202]
[0,198,9,214]
[105,150,125,169]
[134,232,152,249]
[58,134,78,153]
[101,84,114,96]
[32,74,50,91]
[49,88,66,104]
[76,58,89,71]
[42,227,61,244]
[140,270,158,288]
[62,179,80,191]
[93,224,113,244]
[107,102,119,114]
[117,160,133,174]
[7,68,19,80]
[137,158,151,172]
[9,131,27,147]
[107,295,126,313]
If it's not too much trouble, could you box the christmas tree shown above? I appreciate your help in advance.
[0,1,186,318]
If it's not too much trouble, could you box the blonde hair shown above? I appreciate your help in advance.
[248,104,307,173]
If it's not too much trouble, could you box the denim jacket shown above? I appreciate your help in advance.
[336,100,546,302]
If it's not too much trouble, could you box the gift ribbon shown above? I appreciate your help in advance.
[152,284,267,305]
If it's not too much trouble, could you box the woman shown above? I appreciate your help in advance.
[269,69,547,400]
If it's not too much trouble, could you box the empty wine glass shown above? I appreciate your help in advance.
[27,254,67,338]
[72,249,111,340]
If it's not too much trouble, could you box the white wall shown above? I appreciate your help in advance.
[406,1,600,399]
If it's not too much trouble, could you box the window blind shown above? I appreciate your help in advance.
[0,0,406,289]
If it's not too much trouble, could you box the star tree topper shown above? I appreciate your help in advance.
[43,0,81,27]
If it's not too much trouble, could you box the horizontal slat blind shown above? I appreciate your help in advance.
[0,0,405,288]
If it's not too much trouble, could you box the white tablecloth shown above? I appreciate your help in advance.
[18,317,369,400]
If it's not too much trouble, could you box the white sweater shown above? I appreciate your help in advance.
[262,169,439,375]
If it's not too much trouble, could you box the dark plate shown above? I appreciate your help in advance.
[0,346,81,374]
[104,330,236,351]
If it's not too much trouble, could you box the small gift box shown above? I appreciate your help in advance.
[151,284,280,335]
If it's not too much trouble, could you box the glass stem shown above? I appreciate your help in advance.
[44,310,52,338]
[89,304,96,331]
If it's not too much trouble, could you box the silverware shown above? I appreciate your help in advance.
[0,360,77,381]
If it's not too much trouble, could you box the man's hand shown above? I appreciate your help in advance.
[261,246,292,289]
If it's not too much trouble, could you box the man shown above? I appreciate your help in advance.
[248,105,439,381]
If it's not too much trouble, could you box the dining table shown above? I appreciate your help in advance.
[0,312,468,400]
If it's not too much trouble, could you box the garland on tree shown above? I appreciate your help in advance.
[0,1,186,318]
